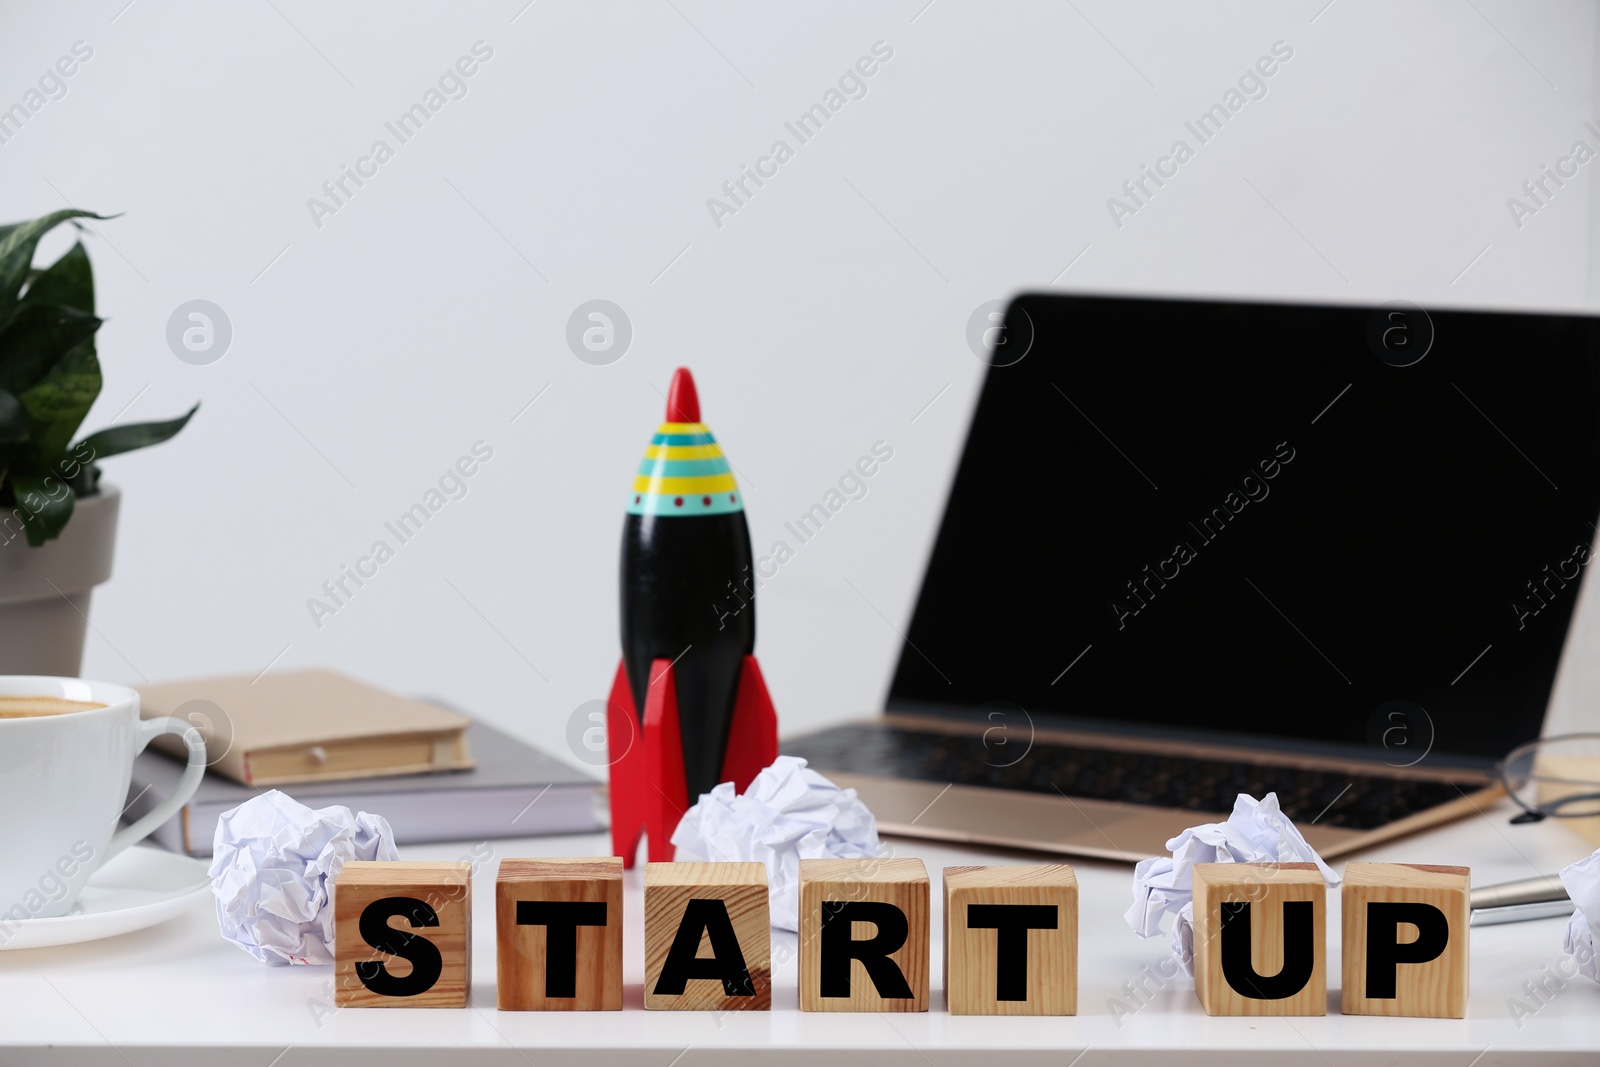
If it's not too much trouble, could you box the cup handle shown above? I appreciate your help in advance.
[106,716,207,861]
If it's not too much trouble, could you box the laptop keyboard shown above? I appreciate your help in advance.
[782,724,1484,832]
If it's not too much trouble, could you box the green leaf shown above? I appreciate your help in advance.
[0,302,101,394]
[0,388,25,443]
[72,402,198,461]
[19,338,100,462]
[21,241,93,314]
[0,209,109,323]
[9,469,75,546]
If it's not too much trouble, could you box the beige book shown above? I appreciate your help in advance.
[138,669,474,786]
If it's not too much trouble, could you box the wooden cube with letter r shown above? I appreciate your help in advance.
[644,861,771,1010]
[944,864,1077,1015]
[1191,862,1325,1017]
[1341,862,1469,1018]
[800,857,928,1012]
[334,861,472,1008]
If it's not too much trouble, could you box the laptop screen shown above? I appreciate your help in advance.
[887,293,1600,766]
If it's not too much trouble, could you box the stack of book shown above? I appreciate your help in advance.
[124,669,602,857]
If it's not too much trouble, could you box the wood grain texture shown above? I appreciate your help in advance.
[799,857,929,1012]
[643,862,771,1010]
[1341,861,1469,1018]
[333,861,471,1008]
[943,865,1077,1015]
[1191,862,1325,1017]
[496,857,623,1011]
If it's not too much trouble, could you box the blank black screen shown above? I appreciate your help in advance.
[888,294,1600,765]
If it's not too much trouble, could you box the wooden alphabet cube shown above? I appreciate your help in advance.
[334,861,472,1008]
[496,858,623,1011]
[1341,862,1469,1018]
[1191,862,1325,1017]
[644,862,771,1010]
[800,857,929,1012]
[943,865,1077,1015]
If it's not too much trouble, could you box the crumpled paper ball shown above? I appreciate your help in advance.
[208,789,398,965]
[672,755,883,931]
[1124,792,1340,976]
[1560,847,1600,982]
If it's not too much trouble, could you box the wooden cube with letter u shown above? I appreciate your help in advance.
[334,861,472,1008]
[644,861,771,1010]
[1191,862,1325,1017]
[1341,862,1469,1018]
[944,864,1077,1015]
[496,857,623,1011]
[800,857,929,1012]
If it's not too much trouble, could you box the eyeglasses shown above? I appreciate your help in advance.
[1497,733,1600,824]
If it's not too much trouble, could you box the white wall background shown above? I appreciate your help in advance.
[3,0,1599,768]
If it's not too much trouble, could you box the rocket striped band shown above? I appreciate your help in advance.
[629,422,744,516]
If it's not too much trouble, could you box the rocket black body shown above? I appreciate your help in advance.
[620,510,755,805]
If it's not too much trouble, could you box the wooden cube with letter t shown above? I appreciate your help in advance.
[496,858,623,1011]
[334,861,472,1008]
[1191,862,1325,1017]
[644,862,771,1010]
[943,865,1077,1015]
[799,858,929,1012]
[1341,862,1469,1018]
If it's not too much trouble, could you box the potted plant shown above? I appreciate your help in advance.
[0,209,197,675]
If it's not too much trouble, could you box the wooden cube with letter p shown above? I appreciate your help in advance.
[1191,862,1325,1017]
[334,861,472,1008]
[943,865,1077,1015]
[1341,862,1469,1018]
[644,862,771,1010]
[496,858,623,1011]
[800,858,928,1012]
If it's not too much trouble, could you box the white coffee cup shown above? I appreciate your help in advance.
[0,676,206,920]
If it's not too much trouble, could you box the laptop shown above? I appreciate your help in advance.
[783,292,1600,861]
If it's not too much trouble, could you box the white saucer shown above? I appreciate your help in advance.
[0,845,210,951]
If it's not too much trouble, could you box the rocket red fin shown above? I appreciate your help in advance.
[608,654,778,867]
[605,661,643,866]
[666,367,700,423]
[720,655,779,791]
[642,659,688,863]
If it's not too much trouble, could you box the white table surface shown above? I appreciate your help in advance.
[2,798,1598,1066]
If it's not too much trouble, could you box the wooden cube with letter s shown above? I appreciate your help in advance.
[334,861,472,1008]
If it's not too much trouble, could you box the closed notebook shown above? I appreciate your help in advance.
[137,669,474,786]
[124,719,602,857]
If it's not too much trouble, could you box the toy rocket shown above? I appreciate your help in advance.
[605,368,778,866]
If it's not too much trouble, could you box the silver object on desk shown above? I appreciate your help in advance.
[1470,873,1573,926]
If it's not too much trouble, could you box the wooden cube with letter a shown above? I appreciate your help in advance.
[943,865,1077,1015]
[800,857,929,1012]
[1341,862,1469,1018]
[1191,862,1325,1017]
[496,858,623,1011]
[644,862,771,1010]
[334,861,472,1008]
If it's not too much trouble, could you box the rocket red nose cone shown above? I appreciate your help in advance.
[666,367,700,423]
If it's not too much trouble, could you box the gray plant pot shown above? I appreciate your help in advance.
[0,484,119,676]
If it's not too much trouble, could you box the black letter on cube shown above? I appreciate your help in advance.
[1219,900,1315,1000]
[357,896,443,997]
[517,900,608,998]
[965,903,1058,1001]
[819,900,913,999]
[1364,901,1449,999]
